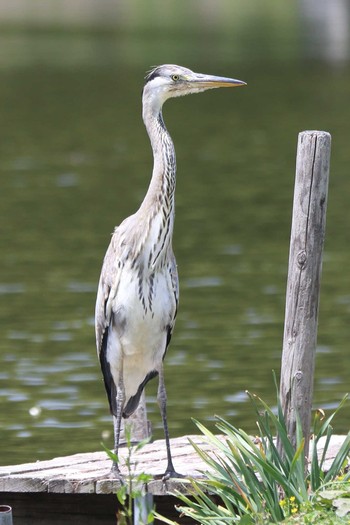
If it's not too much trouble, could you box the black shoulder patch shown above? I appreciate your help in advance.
[100,328,118,416]
[145,66,161,83]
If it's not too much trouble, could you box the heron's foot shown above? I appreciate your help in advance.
[155,461,185,481]
[161,469,185,481]
[109,462,124,482]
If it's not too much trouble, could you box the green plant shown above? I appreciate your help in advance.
[317,482,350,521]
[103,426,155,525]
[281,485,350,524]
[155,380,349,525]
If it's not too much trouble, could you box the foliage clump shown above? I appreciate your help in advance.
[156,380,349,525]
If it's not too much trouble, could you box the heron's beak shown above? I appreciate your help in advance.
[190,73,246,89]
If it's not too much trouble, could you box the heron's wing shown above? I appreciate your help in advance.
[95,229,126,416]
[95,239,119,356]
[95,217,134,355]
[165,248,179,350]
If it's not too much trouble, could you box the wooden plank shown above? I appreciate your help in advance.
[0,435,210,496]
[280,130,331,457]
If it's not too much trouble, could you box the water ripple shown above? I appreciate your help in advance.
[0,283,25,295]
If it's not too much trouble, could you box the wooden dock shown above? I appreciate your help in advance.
[0,435,213,524]
[0,434,348,524]
[0,435,208,495]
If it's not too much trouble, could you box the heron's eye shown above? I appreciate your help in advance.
[171,74,180,81]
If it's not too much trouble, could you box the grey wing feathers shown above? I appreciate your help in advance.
[95,241,116,356]
[169,248,179,318]
[166,248,179,349]
[95,236,122,416]
[95,221,128,355]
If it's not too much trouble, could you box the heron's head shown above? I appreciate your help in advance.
[142,64,246,115]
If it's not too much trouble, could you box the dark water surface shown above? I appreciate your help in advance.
[0,22,349,465]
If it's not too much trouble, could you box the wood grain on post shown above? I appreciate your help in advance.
[280,131,331,458]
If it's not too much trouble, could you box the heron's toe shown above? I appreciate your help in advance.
[161,469,185,481]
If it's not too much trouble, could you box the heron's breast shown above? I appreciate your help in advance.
[113,268,174,356]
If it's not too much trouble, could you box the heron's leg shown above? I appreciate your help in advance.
[111,365,125,476]
[157,365,183,479]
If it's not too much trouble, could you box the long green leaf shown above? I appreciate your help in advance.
[310,436,322,491]
[315,394,348,439]
[318,424,333,472]
[324,433,350,484]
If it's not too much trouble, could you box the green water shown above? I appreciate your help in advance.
[0,19,350,466]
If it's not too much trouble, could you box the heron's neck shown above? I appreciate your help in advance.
[141,107,176,219]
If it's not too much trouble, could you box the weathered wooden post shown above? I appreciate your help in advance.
[0,505,13,525]
[280,131,331,459]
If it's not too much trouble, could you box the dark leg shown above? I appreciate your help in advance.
[111,368,125,477]
[157,365,183,479]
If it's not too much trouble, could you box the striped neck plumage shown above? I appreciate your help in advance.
[141,105,177,217]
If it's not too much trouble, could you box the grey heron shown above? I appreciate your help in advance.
[95,64,246,478]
